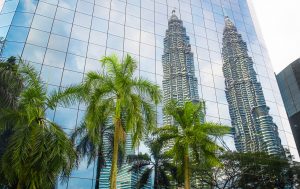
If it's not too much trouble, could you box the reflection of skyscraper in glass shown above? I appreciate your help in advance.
[162,10,199,125]
[222,17,283,155]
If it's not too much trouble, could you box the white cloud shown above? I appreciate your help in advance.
[251,0,300,73]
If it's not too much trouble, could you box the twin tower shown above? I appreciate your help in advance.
[162,11,283,155]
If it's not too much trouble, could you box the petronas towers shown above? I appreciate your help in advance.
[162,11,199,125]
[222,17,283,155]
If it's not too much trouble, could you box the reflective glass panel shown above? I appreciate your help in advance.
[65,54,86,72]
[11,12,33,27]
[6,26,29,42]
[55,7,75,23]
[31,15,53,32]
[27,29,50,47]
[40,65,63,86]
[68,39,88,56]
[51,20,72,37]
[36,2,57,18]
[48,34,69,52]
[43,49,66,68]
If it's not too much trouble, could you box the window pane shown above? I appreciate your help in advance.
[58,0,78,10]
[91,17,108,32]
[108,22,124,37]
[140,43,155,59]
[125,26,140,42]
[125,15,140,29]
[89,30,107,46]
[27,29,50,47]
[65,54,86,72]
[40,65,63,86]
[48,34,69,52]
[140,57,155,73]
[202,86,217,102]
[107,34,123,51]
[44,49,66,68]
[87,44,105,60]
[141,19,154,33]
[76,0,93,15]
[61,70,83,86]
[124,39,139,55]
[74,12,92,28]
[85,58,102,73]
[68,39,88,56]
[11,12,34,27]
[16,1,37,13]
[36,2,57,18]
[126,4,140,16]
[111,0,126,13]
[6,26,29,42]
[93,5,109,20]
[110,10,125,25]
[2,42,24,58]
[71,25,90,42]
[55,7,75,23]
[1,1,18,14]
[22,44,46,63]
[31,15,53,32]
[51,20,72,37]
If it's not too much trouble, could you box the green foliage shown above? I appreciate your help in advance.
[127,139,176,189]
[195,151,300,189]
[156,100,230,188]
[0,56,23,108]
[0,60,77,189]
[59,54,162,189]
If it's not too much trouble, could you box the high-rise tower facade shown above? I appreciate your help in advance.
[222,17,283,155]
[0,0,299,188]
[277,59,300,155]
[162,10,199,125]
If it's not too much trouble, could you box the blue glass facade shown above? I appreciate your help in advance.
[0,0,298,188]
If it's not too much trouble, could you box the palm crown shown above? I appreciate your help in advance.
[60,54,162,189]
[157,100,230,189]
[0,60,77,189]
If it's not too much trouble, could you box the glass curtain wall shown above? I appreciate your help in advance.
[0,0,298,188]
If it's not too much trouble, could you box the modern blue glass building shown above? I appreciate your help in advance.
[0,0,298,188]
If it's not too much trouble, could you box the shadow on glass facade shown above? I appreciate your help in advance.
[277,58,300,156]
[0,0,299,188]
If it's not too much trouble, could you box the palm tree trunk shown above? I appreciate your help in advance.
[154,165,158,189]
[17,180,22,189]
[109,121,120,189]
[110,100,121,189]
[95,148,102,189]
[184,147,190,189]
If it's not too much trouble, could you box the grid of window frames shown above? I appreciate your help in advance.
[0,0,299,188]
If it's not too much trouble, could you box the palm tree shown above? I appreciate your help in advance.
[127,139,177,189]
[156,100,230,189]
[71,98,113,189]
[0,56,23,108]
[0,57,24,188]
[61,54,161,189]
[0,61,77,189]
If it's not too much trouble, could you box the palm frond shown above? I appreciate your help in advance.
[100,54,121,77]
[136,167,152,189]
